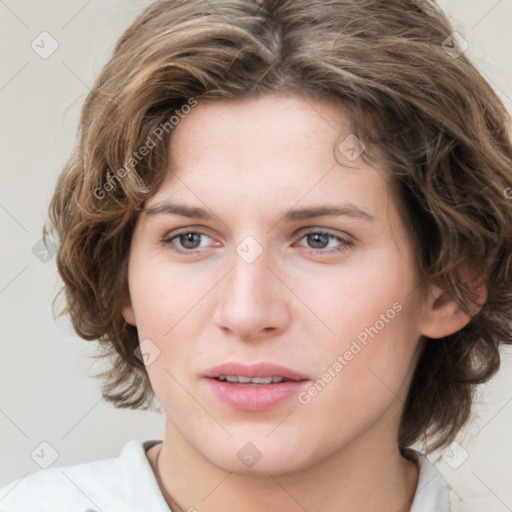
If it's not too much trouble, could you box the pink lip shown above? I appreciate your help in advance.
[203,362,310,381]
[203,362,311,411]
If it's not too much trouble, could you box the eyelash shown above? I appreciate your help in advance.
[161,229,354,256]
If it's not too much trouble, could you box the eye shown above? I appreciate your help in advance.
[296,230,354,254]
[162,231,215,253]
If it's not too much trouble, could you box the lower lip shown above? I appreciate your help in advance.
[204,378,310,411]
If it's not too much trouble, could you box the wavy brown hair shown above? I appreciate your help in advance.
[44,0,512,452]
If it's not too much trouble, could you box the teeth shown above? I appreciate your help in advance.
[217,375,286,384]
[251,377,273,384]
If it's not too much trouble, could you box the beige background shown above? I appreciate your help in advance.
[0,1,511,510]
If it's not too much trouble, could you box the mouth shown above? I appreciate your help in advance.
[214,375,295,385]
[203,362,311,411]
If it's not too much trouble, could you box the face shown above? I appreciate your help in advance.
[122,94,428,475]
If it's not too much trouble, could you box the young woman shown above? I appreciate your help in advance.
[1,1,511,511]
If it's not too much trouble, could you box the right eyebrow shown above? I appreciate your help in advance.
[144,202,213,220]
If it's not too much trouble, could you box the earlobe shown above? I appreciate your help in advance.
[420,277,487,339]
[120,288,137,326]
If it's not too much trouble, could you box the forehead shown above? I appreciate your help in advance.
[155,95,383,194]
[168,94,352,167]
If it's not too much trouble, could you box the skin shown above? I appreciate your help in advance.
[122,93,480,512]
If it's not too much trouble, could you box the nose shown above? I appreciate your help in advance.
[212,243,291,341]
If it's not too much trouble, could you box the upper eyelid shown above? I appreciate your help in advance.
[163,226,351,240]
[296,227,352,238]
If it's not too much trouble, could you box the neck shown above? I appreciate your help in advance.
[149,423,419,512]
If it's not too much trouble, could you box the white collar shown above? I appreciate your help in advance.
[407,449,452,511]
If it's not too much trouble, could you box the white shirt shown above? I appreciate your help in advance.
[0,439,452,511]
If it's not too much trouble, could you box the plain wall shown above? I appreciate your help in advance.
[1,1,511,511]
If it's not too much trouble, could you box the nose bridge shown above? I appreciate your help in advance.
[230,240,279,309]
[231,244,273,299]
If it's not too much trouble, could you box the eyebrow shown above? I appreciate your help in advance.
[144,201,375,222]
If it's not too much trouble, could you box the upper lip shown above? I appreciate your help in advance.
[203,362,310,381]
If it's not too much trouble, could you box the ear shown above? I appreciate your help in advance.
[420,269,487,339]
[120,286,137,326]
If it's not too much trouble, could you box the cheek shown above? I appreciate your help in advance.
[128,254,208,335]
[131,265,202,412]
[293,301,421,457]
[301,245,422,405]
[303,244,417,346]
[127,255,211,380]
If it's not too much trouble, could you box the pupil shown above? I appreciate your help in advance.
[181,233,200,249]
[308,233,328,249]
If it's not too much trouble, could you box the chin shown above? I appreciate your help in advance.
[197,432,325,477]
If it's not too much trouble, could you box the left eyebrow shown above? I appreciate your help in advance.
[281,204,375,222]
[143,201,376,222]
